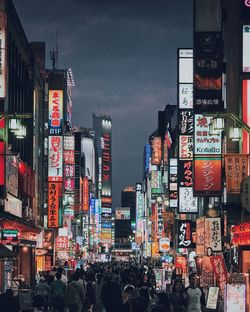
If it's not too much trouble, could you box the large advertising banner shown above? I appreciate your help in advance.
[115,207,130,220]
[194,114,222,155]
[48,182,60,228]
[48,90,63,135]
[242,80,250,154]
[82,177,89,212]
[178,160,193,187]
[179,187,198,213]
[177,220,194,248]
[179,135,193,159]
[48,136,63,182]
[194,157,222,196]
[179,110,194,135]
[205,217,222,252]
[194,32,223,113]
[225,154,249,194]
[7,156,18,197]
[0,11,6,98]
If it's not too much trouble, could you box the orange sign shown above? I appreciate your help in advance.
[151,137,162,165]
[82,177,89,211]
[48,182,60,228]
[194,157,222,196]
[225,154,249,194]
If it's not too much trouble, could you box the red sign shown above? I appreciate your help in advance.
[64,150,74,164]
[48,182,60,228]
[194,157,222,196]
[0,141,4,186]
[231,222,250,246]
[56,236,68,250]
[82,177,89,211]
[210,255,228,296]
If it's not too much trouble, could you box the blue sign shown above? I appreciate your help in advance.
[89,195,95,215]
[144,144,151,176]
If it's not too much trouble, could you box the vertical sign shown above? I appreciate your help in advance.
[83,177,89,212]
[48,136,63,182]
[242,80,250,154]
[205,218,222,252]
[151,137,162,165]
[48,182,60,228]
[48,90,63,135]
[0,11,6,98]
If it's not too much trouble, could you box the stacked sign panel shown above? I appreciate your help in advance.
[48,90,64,227]
[178,49,198,213]
[101,118,112,245]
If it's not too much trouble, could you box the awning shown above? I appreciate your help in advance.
[0,244,16,261]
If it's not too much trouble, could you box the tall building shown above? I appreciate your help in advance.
[121,186,136,226]
[93,114,112,250]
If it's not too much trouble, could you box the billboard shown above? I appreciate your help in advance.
[194,114,222,155]
[7,156,18,197]
[205,217,222,252]
[0,141,4,185]
[151,137,162,165]
[178,160,193,187]
[179,57,193,83]
[194,157,222,196]
[115,207,130,220]
[225,154,249,194]
[48,90,63,135]
[48,182,60,228]
[194,32,223,113]
[144,144,151,176]
[48,136,63,182]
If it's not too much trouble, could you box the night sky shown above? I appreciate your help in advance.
[13,0,193,207]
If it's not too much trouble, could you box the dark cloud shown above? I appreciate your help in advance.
[13,0,193,207]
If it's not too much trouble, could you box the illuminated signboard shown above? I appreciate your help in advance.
[205,217,222,252]
[179,84,193,109]
[179,135,193,159]
[7,156,18,197]
[48,182,60,228]
[144,144,151,176]
[48,90,63,135]
[194,114,222,155]
[151,137,162,165]
[194,32,223,112]
[179,187,198,213]
[225,154,249,194]
[83,177,89,212]
[194,157,222,196]
[115,207,130,220]
[64,177,74,192]
[179,58,193,83]
[0,141,5,186]
[1,229,19,242]
[48,136,63,182]
[0,11,6,98]
[179,110,193,134]
[243,25,250,72]
[178,160,193,187]
[177,220,194,248]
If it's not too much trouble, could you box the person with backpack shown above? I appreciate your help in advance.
[65,272,86,312]
[51,272,66,312]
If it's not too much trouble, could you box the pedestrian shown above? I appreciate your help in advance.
[129,296,149,312]
[57,267,68,284]
[170,280,185,312]
[84,272,96,312]
[100,279,124,312]
[65,272,86,312]
[51,272,66,312]
[155,292,172,311]
[123,284,137,312]
[34,276,50,310]
[184,273,206,312]
[0,289,19,312]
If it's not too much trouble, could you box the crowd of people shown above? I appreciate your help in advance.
[0,262,206,312]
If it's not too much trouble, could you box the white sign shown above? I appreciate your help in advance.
[194,114,222,155]
[205,217,222,252]
[48,136,63,181]
[179,58,193,83]
[159,237,170,253]
[179,84,193,109]
[4,194,22,218]
[243,25,250,72]
[206,287,219,310]
[179,187,198,213]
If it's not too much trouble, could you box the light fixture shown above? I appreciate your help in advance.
[212,117,224,131]
[209,122,220,136]
[9,119,21,132]
[229,126,241,141]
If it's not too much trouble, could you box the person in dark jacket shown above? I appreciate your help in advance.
[100,280,124,312]
[170,280,185,312]
[0,289,19,312]
[51,272,66,312]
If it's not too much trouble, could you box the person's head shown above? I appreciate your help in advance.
[40,276,46,282]
[124,284,135,295]
[57,267,63,274]
[52,266,57,272]
[143,274,148,282]
[5,289,14,297]
[151,304,168,312]
[55,272,62,280]
[130,296,148,312]
[172,280,184,293]
[72,272,80,281]
[189,273,197,288]
[155,292,171,309]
